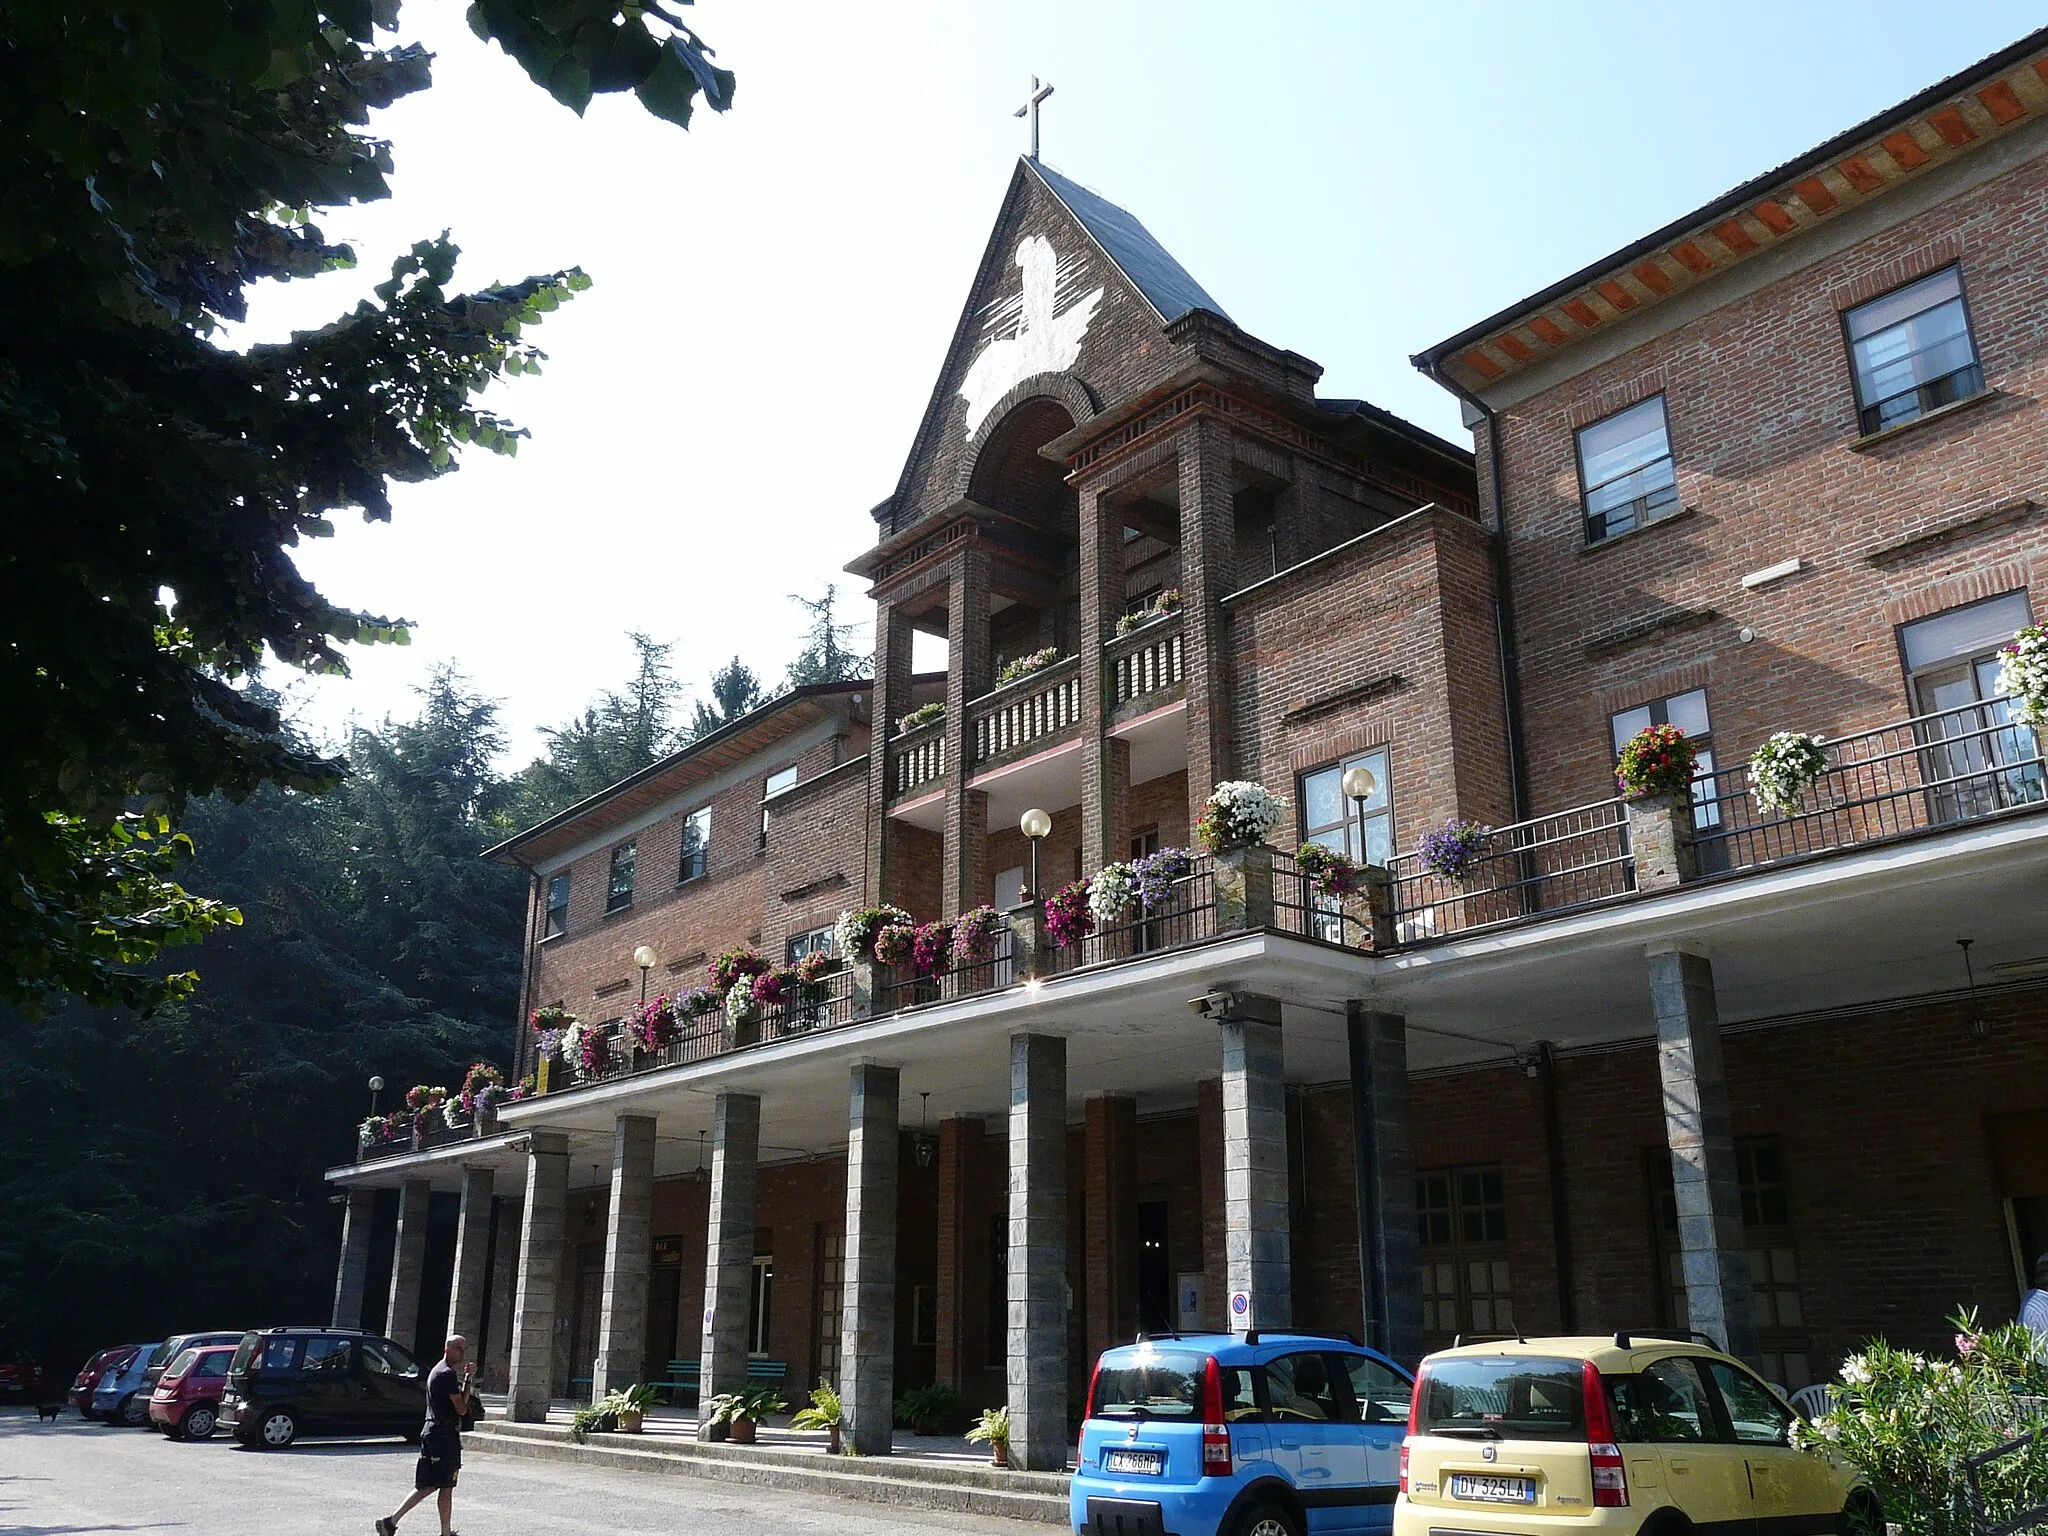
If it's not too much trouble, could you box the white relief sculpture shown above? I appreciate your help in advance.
[959,234,1103,438]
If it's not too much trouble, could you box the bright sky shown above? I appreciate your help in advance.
[253,0,2046,764]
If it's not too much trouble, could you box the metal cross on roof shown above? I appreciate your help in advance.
[1014,75,1054,160]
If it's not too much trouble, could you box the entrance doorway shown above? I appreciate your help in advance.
[1137,1201,1171,1333]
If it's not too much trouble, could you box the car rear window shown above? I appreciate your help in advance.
[1418,1356,1586,1440]
[166,1348,200,1379]
[230,1337,259,1374]
[194,1352,231,1379]
[1090,1349,1213,1420]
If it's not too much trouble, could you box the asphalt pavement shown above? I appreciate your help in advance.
[0,1407,1056,1536]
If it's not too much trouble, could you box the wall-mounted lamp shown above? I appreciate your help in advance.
[1959,938,1992,1039]
[1020,807,1052,899]
[914,1091,938,1169]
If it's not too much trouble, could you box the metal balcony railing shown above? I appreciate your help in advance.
[1386,798,1639,945]
[1039,856,1217,975]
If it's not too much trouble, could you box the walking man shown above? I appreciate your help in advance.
[376,1335,473,1536]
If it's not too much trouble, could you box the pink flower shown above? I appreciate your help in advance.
[1956,1332,1978,1358]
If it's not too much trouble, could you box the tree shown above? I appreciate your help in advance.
[689,658,765,740]
[0,1,733,1014]
[784,585,872,688]
[505,633,684,826]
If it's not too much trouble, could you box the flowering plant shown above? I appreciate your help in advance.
[834,905,913,962]
[752,967,802,1007]
[996,647,1061,687]
[1418,819,1490,881]
[910,919,956,976]
[530,1003,575,1034]
[710,946,769,995]
[1295,841,1367,897]
[1130,847,1193,912]
[359,1112,406,1148]
[796,950,839,984]
[1195,781,1283,852]
[1088,861,1138,926]
[1799,1309,2048,1536]
[462,1062,503,1098]
[872,922,916,968]
[475,1082,511,1115]
[724,980,759,1027]
[442,1096,470,1130]
[535,1027,563,1062]
[561,1019,612,1079]
[1044,880,1094,948]
[629,996,679,1052]
[1614,724,1698,799]
[1749,731,1829,815]
[513,1073,535,1100]
[1114,588,1182,637]
[898,702,945,733]
[1996,624,2048,726]
[405,1084,446,1113]
[950,906,1007,968]
[674,986,721,1018]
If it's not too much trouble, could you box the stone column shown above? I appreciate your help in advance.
[841,1063,901,1456]
[1009,1032,1068,1472]
[485,1197,521,1392]
[331,1187,376,1330]
[699,1092,761,1431]
[935,1116,983,1389]
[1197,1078,1227,1331]
[1176,419,1237,826]
[597,1114,657,1395]
[1629,793,1699,891]
[1649,944,1761,1364]
[865,602,915,905]
[385,1178,433,1357]
[448,1166,495,1351]
[942,548,992,914]
[1219,995,1289,1331]
[509,1131,570,1422]
[1078,481,1134,876]
[1346,1005,1425,1363]
[1084,1094,1138,1362]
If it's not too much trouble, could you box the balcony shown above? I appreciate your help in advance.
[969,655,1081,769]
[1108,612,1185,718]
[889,717,946,802]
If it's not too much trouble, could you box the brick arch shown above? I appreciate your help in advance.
[955,372,1099,506]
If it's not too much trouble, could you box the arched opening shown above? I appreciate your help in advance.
[966,398,1079,669]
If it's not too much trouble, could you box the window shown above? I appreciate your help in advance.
[193,1351,231,1379]
[1703,1359,1791,1446]
[1300,747,1393,867]
[1417,1164,1512,1345]
[1610,688,1724,852]
[255,1337,299,1372]
[1264,1352,1342,1422]
[678,807,710,883]
[360,1338,418,1379]
[1611,1356,1719,1443]
[1577,395,1679,542]
[1899,592,2043,821]
[1337,1353,1412,1425]
[544,872,569,939]
[813,1227,844,1389]
[786,925,834,964]
[1844,266,1983,436]
[748,1254,773,1356]
[302,1337,352,1373]
[761,766,798,849]
[604,842,635,912]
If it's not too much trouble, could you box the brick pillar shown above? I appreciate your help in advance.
[841,1063,901,1456]
[942,548,992,915]
[597,1113,657,1395]
[866,602,915,906]
[386,1178,432,1358]
[509,1130,570,1422]
[936,1116,983,1390]
[1010,1033,1068,1471]
[1346,1005,1425,1364]
[1197,1077,1227,1331]
[448,1166,495,1352]
[1176,420,1237,827]
[1649,944,1761,1364]
[1079,481,1133,876]
[332,1187,375,1329]
[699,1092,760,1430]
[1219,995,1289,1331]
[485,1196,521,1391]
[1084,1095,1138,1361]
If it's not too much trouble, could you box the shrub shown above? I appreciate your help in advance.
[892,1382,962,1431]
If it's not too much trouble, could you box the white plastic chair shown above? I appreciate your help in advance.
[1788,1383,1836,1421]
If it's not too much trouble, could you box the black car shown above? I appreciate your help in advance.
[219,1327,426,1449]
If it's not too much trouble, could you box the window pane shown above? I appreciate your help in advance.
[1901,592,2032,671]
[1610,705,1653,754]
[1705,1360,1790,1445]
[1339,1354,1412,1425]
[1302,767,1343,834]
[1266,1353,1341,1422]
[1845,266,1961,341]
[1614,1357,1717,1443]
[1666,689,1711,740]
[608,843,636,909]
[1578,397,1671,490]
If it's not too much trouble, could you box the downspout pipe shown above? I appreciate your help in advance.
[1409,352,1531,824]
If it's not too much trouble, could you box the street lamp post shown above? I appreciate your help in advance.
[1340,764,1378,863]
[634,944,659,1007]
[368,1074,385,1117]
[1019,807,1052,899]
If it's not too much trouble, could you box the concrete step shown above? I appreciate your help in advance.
[465,1420,1072,1525]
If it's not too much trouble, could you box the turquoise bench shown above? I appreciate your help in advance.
[655,1358,700,1404]
[655,1358,790,1406]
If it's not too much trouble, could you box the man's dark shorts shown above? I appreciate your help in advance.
[414,1425,461,1491]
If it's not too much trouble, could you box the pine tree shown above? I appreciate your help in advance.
[785,586,872,688]
[688,658,765,740]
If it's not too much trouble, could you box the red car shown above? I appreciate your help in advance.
[149,1343,236,1440]
[70,1346,136,1420]
[0,1347,45,1401]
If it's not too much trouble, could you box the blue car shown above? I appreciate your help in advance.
[92,1342,166,1427]
[1071,1331,1414,1536]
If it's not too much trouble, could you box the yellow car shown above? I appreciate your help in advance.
[1395,1335,1878,1536]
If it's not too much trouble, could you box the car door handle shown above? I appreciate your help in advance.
[1669,1458,1692,1474]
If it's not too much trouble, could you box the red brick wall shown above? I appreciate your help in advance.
[1490,151,2048,814]
[762,759,869,961]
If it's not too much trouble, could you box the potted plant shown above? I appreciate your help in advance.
[1115,588,1182,637]
[965,1404,1011,1468]
[949,905,1007,969]
[614,1381,658,1433]
[1748,730,1830,815]
[1417,818,1490,882]
[570,1384,655,1440]
[1295,841,1367,895]
[1087,861,1138,928]
[897,701,945,733]
[995,646,1060,687]
[1998,624,2048,725]
[892,1382,961,1437]
[834,905,913,963]
[872,921,916,969]
[1129,846,1192,912]
[1195,781,1284,852]
[1043,879,1094,948]
[710,946,770,996]
[789,1382,845,1454]
[706,1385,786,1445]
[910,919,956,977]
[1614,723,1698,800]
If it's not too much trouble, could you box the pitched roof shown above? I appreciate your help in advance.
[1026,159,1229,324]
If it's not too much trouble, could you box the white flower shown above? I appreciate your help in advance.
[1839,1356,1872,1386]
[1202,781,1283,850]
[1996,626,2048,726]
[442,1098,467,1130]
[1088,862,1139,925]
[725,983,758,1026]
[1749,731,1829,815]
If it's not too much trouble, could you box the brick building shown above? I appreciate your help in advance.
[329,35,2048,1471]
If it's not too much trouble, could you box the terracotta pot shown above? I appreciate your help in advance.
[728,1415,757,1445]
[619,1408,644,1434]
[827,1423,842,1455]
[990,1440,1010,1468]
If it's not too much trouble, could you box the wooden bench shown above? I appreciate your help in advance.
[653,1358,789,1406]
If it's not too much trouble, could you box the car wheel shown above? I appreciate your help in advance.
[184,1405,218,1440]
[256,1409,298,1449]
[1841,1490,1885,1536]
[1233,1502,1303,1536]
[117,1393,146,1427]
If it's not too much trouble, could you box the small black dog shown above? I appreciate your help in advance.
[35,1403,64,1423]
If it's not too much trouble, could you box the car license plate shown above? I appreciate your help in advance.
[1104,1448,1163,1475]
[1450,1474,1535,1504]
